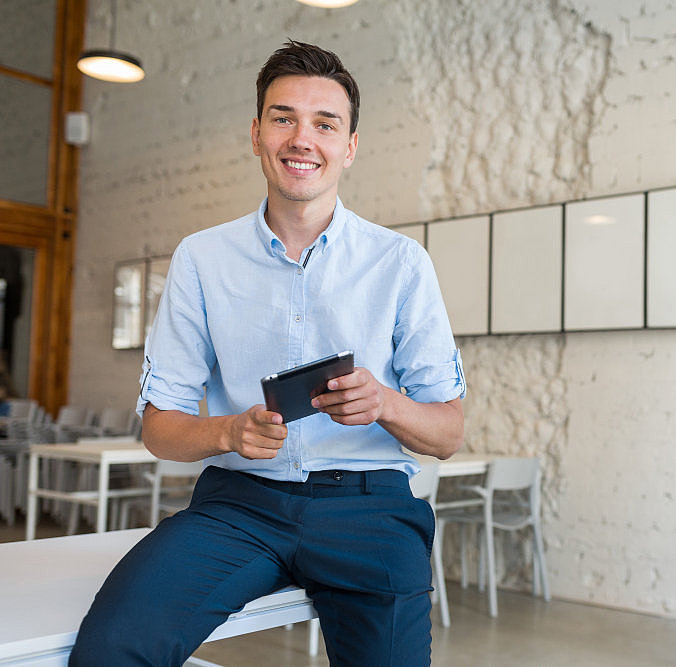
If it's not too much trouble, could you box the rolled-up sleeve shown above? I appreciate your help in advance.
[136,240,216,419]
[393,243,467,403]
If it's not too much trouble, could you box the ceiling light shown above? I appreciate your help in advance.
[296,0,360,7]
[77,0,144,83]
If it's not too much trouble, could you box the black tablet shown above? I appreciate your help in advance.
[261,350,354,423]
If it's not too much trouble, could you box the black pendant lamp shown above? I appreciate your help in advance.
[77,0,144,83]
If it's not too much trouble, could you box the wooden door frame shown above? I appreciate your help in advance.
[0,0,86,416]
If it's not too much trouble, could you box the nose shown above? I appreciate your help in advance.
[289,122,313,151]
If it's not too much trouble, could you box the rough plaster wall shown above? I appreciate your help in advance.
[556,331,676,615]
[382,0,676,618]
[70,0,676,618]
[384,0,612,219]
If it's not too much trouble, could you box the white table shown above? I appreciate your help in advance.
[0,529,316,666]
[439,451,495,477]
[413,451,495,478]
[26,441,158,540]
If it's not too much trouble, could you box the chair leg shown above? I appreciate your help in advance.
[531,533,540,597]
[66,503,80,535]
[477,527,485,592]
[459,523,468,589]
[308,617,320,656]
[67,466,89,535]
[108,499,120,531]
[533,522,551,601]
[485,526,498,618]
[432,528,451,627]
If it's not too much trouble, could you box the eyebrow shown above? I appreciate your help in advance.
[267,104,344,125]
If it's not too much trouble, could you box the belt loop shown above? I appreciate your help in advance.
[362,471,373,495]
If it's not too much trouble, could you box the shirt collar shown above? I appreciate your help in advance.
[255,196,348,258]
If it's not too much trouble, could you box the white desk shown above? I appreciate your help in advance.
[0,529,315,666]
[26,441,158,540]
[0,529,150,664]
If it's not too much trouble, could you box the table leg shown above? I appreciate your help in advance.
[26,452,39,540]
[96,460,110,533]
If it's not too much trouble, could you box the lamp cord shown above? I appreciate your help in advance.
[109,0,117,50]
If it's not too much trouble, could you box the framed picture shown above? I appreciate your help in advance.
[112,260,146,349]
[144,256,172,338]
[112,255,172,349]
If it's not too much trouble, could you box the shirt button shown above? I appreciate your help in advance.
[294,314,302,322]
[332,471,344,481]
[296,268,303,275]
[294,462,300,470]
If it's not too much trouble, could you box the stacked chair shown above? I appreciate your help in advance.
[0,402,143,531]
[0,399,48,525]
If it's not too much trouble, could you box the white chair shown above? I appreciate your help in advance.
[6,398,38,421]
[436,456,550,617]
[50,405,97,442]
[93,407,139,437]
[0,454,14,524]
[119,459,203,529]
[306,461,450,656]
[409,460,451,628]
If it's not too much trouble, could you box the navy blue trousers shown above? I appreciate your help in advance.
[69,466,435,666]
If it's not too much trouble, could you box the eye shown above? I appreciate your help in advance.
[273,116,291,125]
[318,122,334,131]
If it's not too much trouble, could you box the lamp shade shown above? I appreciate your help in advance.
[77,49,145,83]
[296,0,359,7]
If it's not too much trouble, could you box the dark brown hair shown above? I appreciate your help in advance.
[256,40,360,134]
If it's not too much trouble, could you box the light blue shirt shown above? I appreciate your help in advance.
[137,197,466,481]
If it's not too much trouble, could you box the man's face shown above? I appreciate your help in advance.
[251,75,358,206]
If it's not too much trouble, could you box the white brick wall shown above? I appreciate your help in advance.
[70,0,676,618]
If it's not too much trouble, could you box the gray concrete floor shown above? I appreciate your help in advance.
[194,583,676,667]
[3,514,675,666]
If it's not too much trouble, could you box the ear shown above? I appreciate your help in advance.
[251,117,261,156]
[343,132,358,168]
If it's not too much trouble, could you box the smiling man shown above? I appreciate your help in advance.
[70,41,466,667]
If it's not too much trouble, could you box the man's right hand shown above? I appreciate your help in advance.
[226,404,287,459]
[142,402,287,462]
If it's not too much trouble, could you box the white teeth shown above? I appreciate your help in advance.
[286,160,317,170]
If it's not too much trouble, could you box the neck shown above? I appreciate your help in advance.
[265,193,337,262]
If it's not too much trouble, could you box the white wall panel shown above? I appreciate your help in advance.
[428,216,489,335]
[564,195,644,330]
[647,189,676,327]
[491,206,563,333]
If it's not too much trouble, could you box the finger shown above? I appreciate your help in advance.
[251,405,285,426]
[239,443,283,460]
[254,421,288,441]
[240,430,286,452]
[326,368,365,391]
[320,397,374,417]
[329,409,379,426]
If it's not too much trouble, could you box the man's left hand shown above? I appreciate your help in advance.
[311,367,387,426]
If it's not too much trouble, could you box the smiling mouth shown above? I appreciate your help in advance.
[283,158,320,171]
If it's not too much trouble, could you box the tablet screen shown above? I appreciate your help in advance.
[261,351,354,423]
